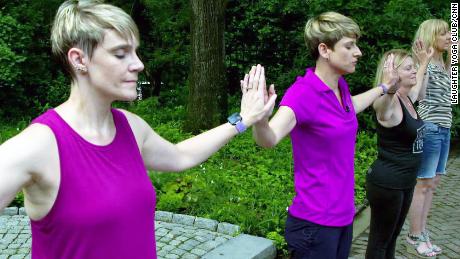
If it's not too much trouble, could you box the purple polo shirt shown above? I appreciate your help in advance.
[280,67,358,227]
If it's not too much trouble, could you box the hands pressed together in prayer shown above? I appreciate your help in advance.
[239,64,277,127]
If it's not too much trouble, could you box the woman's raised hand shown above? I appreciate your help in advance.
[240,65,277,127]
[382,54,400,93]
[413,39,434,65]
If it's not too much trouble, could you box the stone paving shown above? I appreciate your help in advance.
[350,144,460,259]
[0,210,239,259]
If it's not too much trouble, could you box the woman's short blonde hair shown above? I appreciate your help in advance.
[304,12,361,60]
[374,49,411,88]
[51,0,139,79]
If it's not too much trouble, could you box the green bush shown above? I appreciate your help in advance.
[0,118,29,207]
[354,131,378,204]
[123,98,377,256]
[0,100,390,256]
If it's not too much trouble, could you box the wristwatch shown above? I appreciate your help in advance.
[227,113,247,133]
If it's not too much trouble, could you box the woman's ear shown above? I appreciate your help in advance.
[68,47,88,72]
[318,43,331,60]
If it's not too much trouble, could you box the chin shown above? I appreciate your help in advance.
[117,92,138,102]
[344,67,356,75]
[125,95,138,102]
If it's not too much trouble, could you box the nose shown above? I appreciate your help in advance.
[355,47,362,58]
[129,53,144,72]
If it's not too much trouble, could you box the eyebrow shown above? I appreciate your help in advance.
[107,44,139,52]
[344,41,356,46]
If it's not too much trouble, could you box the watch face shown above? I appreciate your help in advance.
[227,113,242,125]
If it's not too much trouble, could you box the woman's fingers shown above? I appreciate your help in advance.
[253,64,262,91]
[241,74,249,93]
[248,66,256,90]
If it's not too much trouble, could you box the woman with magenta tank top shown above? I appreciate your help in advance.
[252,12,398,258]
[0,1,276,258]
[365,47,433,258]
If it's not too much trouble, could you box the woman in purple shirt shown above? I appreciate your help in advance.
[252,12,398,258]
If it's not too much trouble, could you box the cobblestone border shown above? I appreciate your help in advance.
[0,208,240,236]
[155,211,240,236]
[0,208,26,217]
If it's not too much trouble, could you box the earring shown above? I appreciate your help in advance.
[75,64,88,72]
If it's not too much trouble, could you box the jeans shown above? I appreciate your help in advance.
[417,122,450,178]
[285,213,352,259]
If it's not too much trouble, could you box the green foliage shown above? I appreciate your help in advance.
[0,99,403,256]
[452,106,460,138]
[266,230,288,256]
[137,0,190,100]
[0,0,65,118]
[354,131,378,203]
[0,0,453,132]
[0,13,28,117]
[109,101,375,256]
[0,118,28,143]
[0,119,29,208]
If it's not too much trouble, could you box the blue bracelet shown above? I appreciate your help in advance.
[378,83,388,95]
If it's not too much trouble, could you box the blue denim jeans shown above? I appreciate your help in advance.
[417,122,450,179]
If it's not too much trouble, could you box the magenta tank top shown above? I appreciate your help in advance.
[30,109,157,259]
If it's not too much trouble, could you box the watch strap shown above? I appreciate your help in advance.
[235,120,247,133]
[378,83,388,95]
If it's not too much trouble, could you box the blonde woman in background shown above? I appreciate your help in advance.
[365,46,432,258]
[407,19,452,257]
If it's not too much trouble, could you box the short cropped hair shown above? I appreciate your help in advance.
[374,49,411,88]
[304,12,361,60]
[51,0,140,79]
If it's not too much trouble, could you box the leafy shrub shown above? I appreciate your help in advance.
[0,119,29,208]
[123,102,377,256]
[354,131,378,204]
[0,101,382,257]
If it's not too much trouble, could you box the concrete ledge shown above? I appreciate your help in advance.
[155,211,173,222]
[202,234,276,259]
[0,207,18,216]
[217,222,240,236]
[194,217,218,231]
[352,205,371,241]
[172,213,195,225]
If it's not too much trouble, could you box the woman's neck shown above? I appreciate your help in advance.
[397,86,410,98]
[315,59,341,90]
[56,81,114,132]
[431,50,445,67]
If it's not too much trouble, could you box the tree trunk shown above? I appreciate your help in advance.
[185,0,227,133]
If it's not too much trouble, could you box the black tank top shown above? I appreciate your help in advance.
[367,97,425,189]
